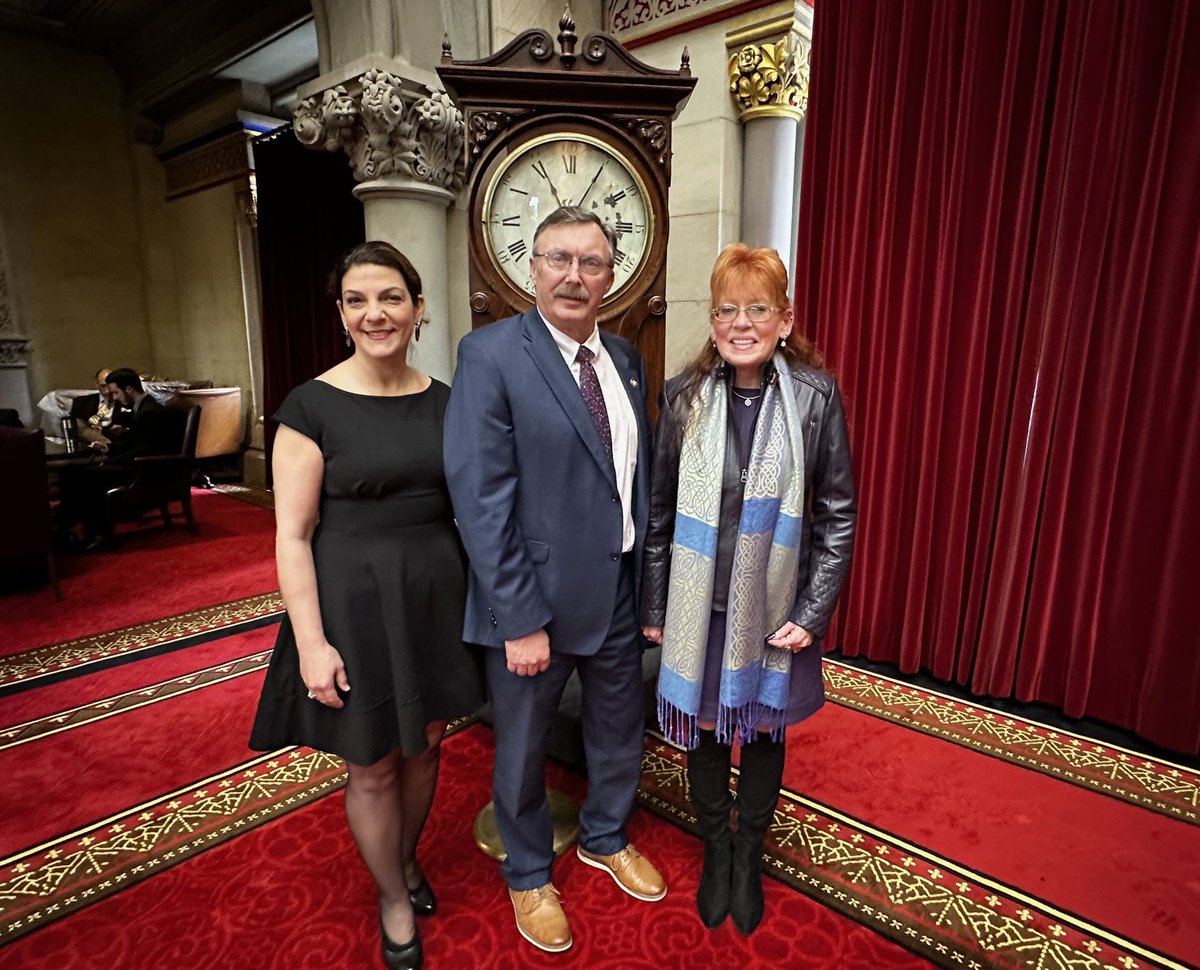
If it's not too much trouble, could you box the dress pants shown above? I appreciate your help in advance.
[55,462,130,539]
[485,555,644,891]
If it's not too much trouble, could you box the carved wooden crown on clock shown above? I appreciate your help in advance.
[437,9,694,403]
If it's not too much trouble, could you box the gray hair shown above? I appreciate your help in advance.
[532,206,618,265]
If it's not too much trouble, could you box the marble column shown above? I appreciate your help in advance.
[727,9,812,270]
[299,2,475,382]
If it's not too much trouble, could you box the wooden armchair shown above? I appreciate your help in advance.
[0,426,60,598]
[105,405,201,533]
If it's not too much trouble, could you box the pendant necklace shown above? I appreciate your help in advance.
[731,387,761,408]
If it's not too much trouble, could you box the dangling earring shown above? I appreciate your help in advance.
[414,319,422,343]
[343,326,352,349]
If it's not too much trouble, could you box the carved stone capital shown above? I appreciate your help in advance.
[728,30,809,121]
[294,69,466,191]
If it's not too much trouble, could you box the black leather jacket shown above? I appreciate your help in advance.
[640,362,857,637]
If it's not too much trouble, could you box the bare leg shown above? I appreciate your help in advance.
[398,720,448,888]
[344,751,415,944]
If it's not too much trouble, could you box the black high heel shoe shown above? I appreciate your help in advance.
[408,871,437,917]
[379,916,422,970]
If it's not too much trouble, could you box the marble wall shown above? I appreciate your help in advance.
[0,31,154,402]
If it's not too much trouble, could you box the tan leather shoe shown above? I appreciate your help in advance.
[508,883,572,953]
[576,842,667,901]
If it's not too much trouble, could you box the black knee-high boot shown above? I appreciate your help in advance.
[730,735,785,935]
[686,729,734,927]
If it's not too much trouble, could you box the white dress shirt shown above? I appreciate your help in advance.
[540,314,638,552]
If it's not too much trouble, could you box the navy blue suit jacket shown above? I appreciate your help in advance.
[444,308,651,655]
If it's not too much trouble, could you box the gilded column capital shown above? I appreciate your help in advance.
[727,28,810,122]
[294,68,466,191]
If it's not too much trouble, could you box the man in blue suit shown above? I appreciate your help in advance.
[445,206,665,953]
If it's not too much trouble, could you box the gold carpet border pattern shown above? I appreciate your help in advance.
[824,660,1200,825]
[637,734,1185,970]
[0,651,273,751]
[0,717,476,946]
[0,592,284,690]
[0,747,345,946]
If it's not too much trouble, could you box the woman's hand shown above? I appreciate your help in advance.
[765,622,814,652]
[642,625,664,645]
[299,642,351,708]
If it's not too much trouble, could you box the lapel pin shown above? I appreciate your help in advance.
[629,378,639,388]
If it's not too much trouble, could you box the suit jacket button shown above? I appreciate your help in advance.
[611,553,619,560]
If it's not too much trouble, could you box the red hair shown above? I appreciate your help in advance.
[673,244,823,407]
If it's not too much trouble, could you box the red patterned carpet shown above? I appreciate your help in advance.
[781,696,1200,962]
[0,720,930,969]
[1,487,1196,969]
[0,488,277,657]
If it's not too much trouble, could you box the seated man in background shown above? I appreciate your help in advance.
[72,367,132,444]
[56,368,179,550]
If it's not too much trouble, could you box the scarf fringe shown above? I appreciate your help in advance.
[659,692,787,749]
[658,694,698,749]
[716,700,787,745]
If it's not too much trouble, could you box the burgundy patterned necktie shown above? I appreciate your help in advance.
[575,345,613,462]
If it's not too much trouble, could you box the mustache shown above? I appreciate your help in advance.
[553,284,589,301]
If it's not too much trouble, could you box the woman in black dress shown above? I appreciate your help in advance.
[250,242,483,970]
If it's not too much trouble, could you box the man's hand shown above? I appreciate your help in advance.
[505,628,550,676]
[642,625,664,646]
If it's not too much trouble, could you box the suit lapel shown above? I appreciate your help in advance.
[522,310,616,483]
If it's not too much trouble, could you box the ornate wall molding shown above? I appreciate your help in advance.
[0,230,28,373]
[611,0,780,46]
[160,126,253,200]
[294,69,466,190]
[0,337,30,368]
[727,26,808,120]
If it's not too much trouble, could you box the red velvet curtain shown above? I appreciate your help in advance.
[796,0,1200,753]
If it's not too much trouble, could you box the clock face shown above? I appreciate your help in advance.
[481,132,654,301]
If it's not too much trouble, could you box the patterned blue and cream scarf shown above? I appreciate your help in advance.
[657,352,806,749]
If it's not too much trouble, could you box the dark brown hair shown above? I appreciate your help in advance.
[105,367,143,393]
[328,241,423,301]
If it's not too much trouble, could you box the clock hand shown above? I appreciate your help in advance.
[578,164,606,208]
[532,159,564,206]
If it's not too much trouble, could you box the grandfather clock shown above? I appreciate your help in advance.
[437,8,695,410]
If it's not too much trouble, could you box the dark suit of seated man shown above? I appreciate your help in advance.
[70,367,133,443]
[55,368,179,550]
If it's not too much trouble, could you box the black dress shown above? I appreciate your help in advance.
[249,379,484,764]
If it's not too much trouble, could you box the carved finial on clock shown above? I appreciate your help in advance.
[558,6,577,67]
[681,47,691,75]
[441,35,453,64]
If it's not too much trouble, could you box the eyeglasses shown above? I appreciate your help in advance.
[533,251,612,276]
[710,304,781,324]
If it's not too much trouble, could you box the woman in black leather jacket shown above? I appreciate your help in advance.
[641,244,856,935]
